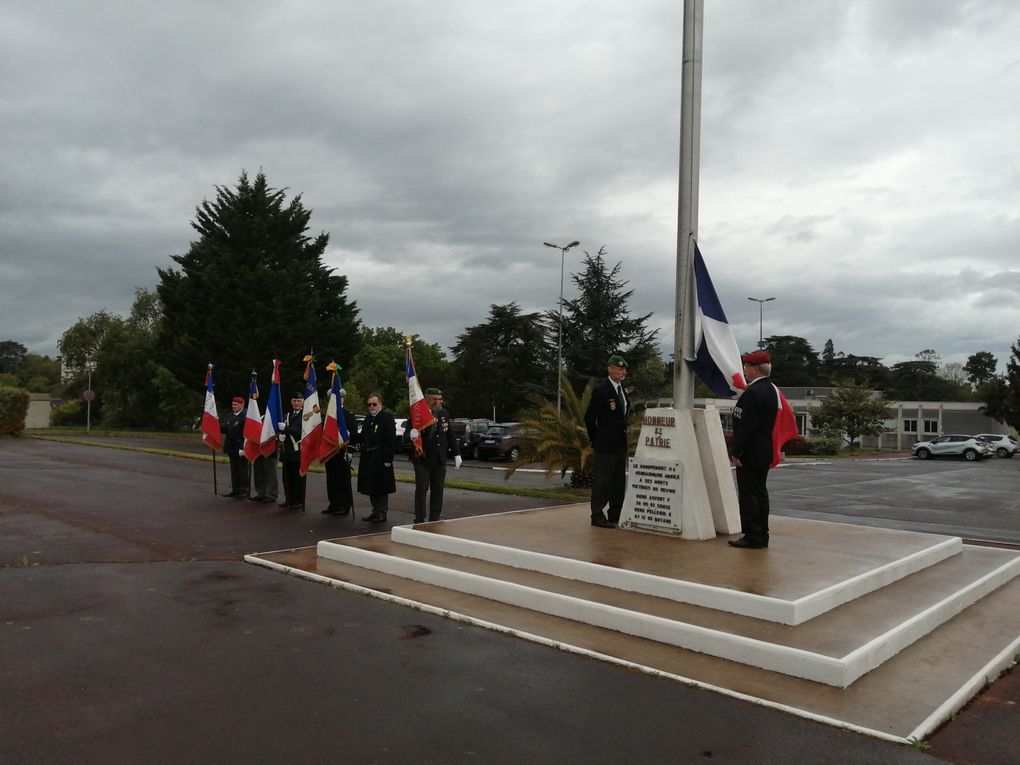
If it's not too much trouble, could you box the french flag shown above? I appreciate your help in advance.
[242,372,263,462]
[200,364,223,451]
[770,383,800,468]
[257,359,283,457]
[406,343,435,454]
[317,361,350,464]
[687,245,747,398]
[298,355,323,477]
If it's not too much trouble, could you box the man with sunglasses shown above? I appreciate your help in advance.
[357,393,396,523]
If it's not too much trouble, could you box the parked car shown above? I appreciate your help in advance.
[393,418,409,453]
[910,435,993,461]
[476,422,536,462]
[974,434,1018,458]
[452,418,497,459]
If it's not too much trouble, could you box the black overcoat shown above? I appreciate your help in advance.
[356,409,397,495]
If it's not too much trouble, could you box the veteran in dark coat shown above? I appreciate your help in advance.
[280,390,306,511]
[583,354,631,528]
[221,396,248,498]
[409,387,461,523]
[728,350,779,549]
[357,392,396,523]
[322,389,358,516]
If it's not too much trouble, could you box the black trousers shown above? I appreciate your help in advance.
[735,465,771,541]
[590,451,627,524]
[413,463,447,522]
[281,460,305,507]
[228,452,249,495]
[324,453,354,512]
[368,494,389,516]
[252,454,278,500]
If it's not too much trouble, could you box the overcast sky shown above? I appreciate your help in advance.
[3,0,1019,374]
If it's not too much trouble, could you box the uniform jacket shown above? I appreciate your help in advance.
[281,408,303,463]
[221,410,246,453]
[413,408,460,468]
[584,377,630,455]
[729,376,779,468]
[356,408,396,495]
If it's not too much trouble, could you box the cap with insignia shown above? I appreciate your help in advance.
[424,387,442,395]
[607,354,628,368]
[740,350,771,365]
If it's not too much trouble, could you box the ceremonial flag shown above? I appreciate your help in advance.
[200,363,223,451]
[686,244,747,397]
[770,383,799,468]
[317,361,350,464]
[257,359,284,457]
[242,372,263,462]
[298,355,323,477]
[405,341,435,454]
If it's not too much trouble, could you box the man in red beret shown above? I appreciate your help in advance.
[728,351,778,548]
[221,396,249,498]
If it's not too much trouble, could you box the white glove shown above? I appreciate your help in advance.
[383,462,391,468]
[454,455,462,469]
[277,421,285,430]
[409,428,419,440]
[238,449,244,457]
[278,434,286,442]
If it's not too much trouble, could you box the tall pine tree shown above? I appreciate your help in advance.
[157,171,361,399]
[553,247,659,389]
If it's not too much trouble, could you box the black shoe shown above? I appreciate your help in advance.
[413,517,425,524]
[278,502,289,508]
[290,504,304,512]
[591,516,616,529]
[222,491,238,497]
[728,536,763,549]
[248,495,265,503]
[365,513,387,523]
[335,508,351,516]
[428,515,441,523]
[321,507,339,515]
[762,535,770,548]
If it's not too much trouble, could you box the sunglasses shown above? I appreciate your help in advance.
[367,402,380,407]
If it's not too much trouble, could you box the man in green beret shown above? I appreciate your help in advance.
[583,354,631,528]
[408,387,461,523]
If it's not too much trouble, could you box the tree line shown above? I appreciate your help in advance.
[3,170,1018,434]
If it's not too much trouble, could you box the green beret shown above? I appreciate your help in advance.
[424,387,442,395]
[607,354,628,368]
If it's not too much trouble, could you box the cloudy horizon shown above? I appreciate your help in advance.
[3,0,1019,374]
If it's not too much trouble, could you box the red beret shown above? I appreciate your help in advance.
[232,396,245,404]
[741,351,771,365]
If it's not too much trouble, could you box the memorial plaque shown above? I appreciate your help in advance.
[619,458,683,535]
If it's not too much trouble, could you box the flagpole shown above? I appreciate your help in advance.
[212,451,218,495]
[673,0,704,411]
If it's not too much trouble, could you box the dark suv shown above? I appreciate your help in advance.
[452,418,496,459]
[476,422,535,462]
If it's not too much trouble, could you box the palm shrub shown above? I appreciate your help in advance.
[504,379,595,488]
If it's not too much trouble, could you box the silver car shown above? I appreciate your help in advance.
[911,434,992,461]
[975,433,1018,458]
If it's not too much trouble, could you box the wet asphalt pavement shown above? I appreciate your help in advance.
[1,437,1016,764]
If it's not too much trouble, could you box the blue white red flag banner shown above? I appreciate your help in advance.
[200,363,223,451]
[686,244,748,398]
[770,383,799,468]
[406,343,435,454]
[299,355,323,477]
[257,360,283,457]
[317,361,349,464]
[242,372,263,462]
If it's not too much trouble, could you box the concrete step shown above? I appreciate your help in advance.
[316,524,1019,686]
[388,508,962,625]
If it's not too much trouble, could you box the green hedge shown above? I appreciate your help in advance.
[0,387,30,435]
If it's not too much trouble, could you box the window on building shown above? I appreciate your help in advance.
[923,420,939,434]
[795,413,807,434]
[903,419,917,433]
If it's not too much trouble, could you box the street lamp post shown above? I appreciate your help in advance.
[747,296,775,350]
[543,240,580,414]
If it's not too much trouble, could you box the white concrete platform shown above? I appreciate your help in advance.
[247,504,1020,741]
